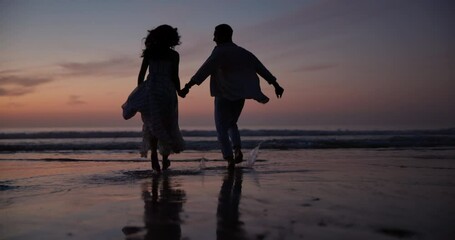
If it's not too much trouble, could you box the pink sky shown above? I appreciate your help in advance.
[1,0,454,130]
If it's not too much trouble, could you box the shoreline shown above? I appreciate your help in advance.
[1,149,455,239]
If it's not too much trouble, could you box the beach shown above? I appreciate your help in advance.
[2,0,454,239]
[1,145,455,239]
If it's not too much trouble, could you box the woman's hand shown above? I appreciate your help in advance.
[178,87,189,98]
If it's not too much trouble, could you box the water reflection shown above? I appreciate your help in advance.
[123,174,186,240]
[217,169,247,240]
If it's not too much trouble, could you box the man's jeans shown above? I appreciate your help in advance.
[214,97,245,159]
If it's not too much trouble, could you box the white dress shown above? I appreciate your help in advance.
[123,58,185,157]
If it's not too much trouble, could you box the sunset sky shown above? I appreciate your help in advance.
[1,0,454,130]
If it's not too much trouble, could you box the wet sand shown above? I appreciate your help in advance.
[1,149,455,239]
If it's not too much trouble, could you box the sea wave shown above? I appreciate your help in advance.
[1,128,454,139]
[1,129,454,151]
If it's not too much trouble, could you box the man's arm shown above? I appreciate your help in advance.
[180,48,219,97]
[189,48,219,86]
[253,55,276,84]
[253,55,284,98]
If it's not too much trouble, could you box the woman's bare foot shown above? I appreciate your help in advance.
[162,155,171,170]
[151,152,161,172]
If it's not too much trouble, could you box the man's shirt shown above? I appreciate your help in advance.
[190,42,276,101]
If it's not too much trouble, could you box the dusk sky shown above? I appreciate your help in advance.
[1,0,454,130]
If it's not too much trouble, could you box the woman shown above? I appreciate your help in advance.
[132,25,185,172]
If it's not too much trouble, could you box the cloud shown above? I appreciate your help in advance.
[67,95,86,105]
[60,56,139,78]
[0,75,53,96]
[0,87,33,96]
[0,69,21,75]
[0,75,53,86]
[242,0,403,37]
[1,101,25,108]
[293,63,337,72]
[234,0,411,63]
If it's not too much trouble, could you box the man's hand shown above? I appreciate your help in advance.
[274,84,284,98]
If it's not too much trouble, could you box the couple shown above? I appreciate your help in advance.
[123,24,284,172]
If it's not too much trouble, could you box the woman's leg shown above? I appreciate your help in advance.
[150,137,161,172]
[162,154,171,170]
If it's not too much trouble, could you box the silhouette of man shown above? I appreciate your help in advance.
[180,24,284,169]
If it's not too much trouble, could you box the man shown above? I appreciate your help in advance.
[180,24,284,169]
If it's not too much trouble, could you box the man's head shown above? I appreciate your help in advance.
[214,24,233,45]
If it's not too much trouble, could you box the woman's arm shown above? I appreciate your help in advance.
[137,56,148,86]
[171,52,181,91]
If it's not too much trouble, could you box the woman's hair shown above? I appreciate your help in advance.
[142,25,181,58]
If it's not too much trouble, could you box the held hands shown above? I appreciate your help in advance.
[178,84,190,98]
[177,88,187,98]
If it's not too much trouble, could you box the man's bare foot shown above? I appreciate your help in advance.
[225,156,235,170]
[234,148,243,164]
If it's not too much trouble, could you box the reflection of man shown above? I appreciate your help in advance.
[122,174,186,240]
[217,169,247,240]
[180,24,284,169]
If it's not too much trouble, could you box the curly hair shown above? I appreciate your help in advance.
[142,25,181,58]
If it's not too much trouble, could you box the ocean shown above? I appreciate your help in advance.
[1,128,454,158]
[1,128,455,239]
[1,127,454,165]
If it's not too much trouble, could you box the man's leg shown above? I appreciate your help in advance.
[227,99,245,163]
[215,97,233,160]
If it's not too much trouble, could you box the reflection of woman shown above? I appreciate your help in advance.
[122,174,186,240]
[217,169,247,240]
[124,24,185,172]
[143,174,186,239]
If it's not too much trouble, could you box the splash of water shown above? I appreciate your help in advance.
[246,141,264,168]
[199,157,207,169]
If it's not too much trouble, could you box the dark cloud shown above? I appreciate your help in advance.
[67,95,86,105]
[60,56,139,77]
[0,75,53,86]
[0,75,53,96]
[0,87,34,96]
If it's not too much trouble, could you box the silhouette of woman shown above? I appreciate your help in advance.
[125,25,185,172]
[144,175,185,239]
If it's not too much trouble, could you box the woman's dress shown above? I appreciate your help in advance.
[122,58,185,157]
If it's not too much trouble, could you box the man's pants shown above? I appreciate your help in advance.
[214,97,245,159]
